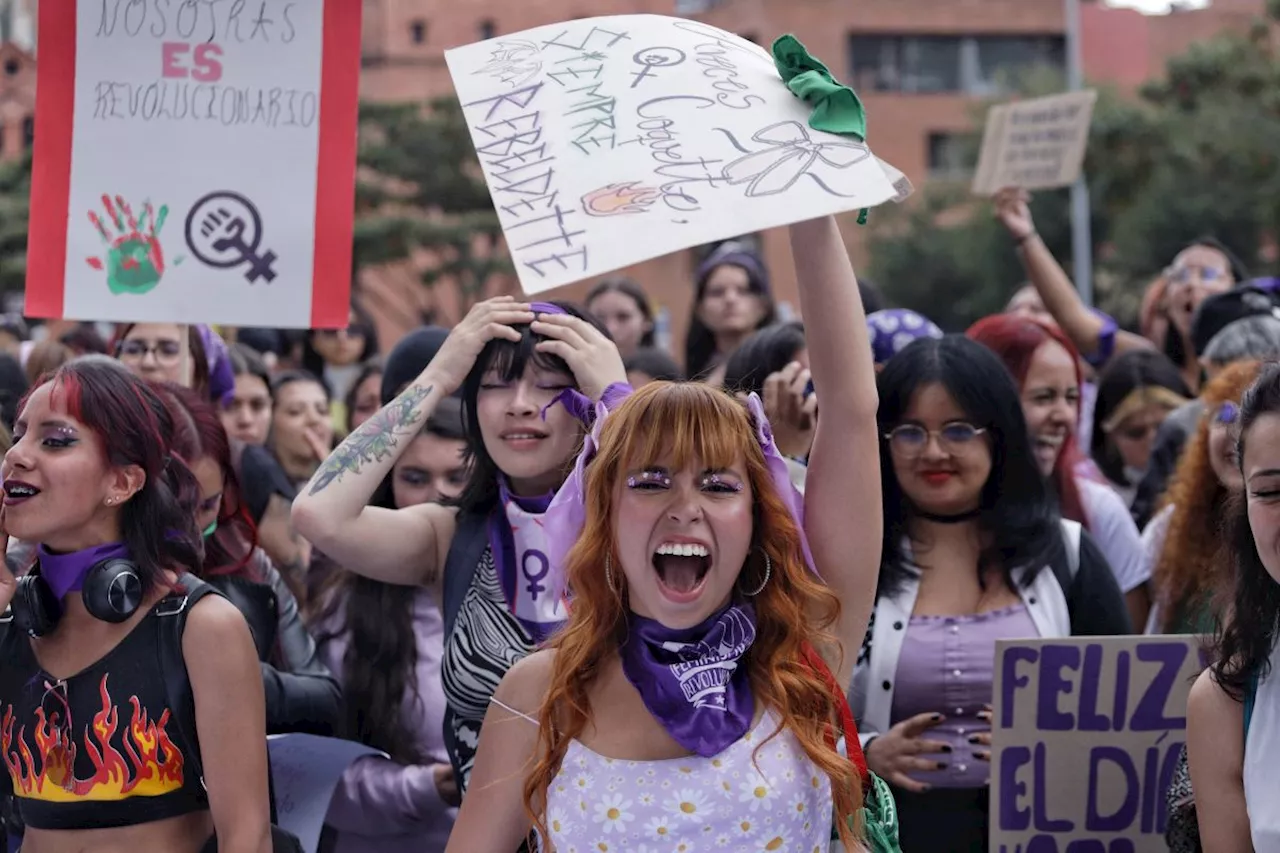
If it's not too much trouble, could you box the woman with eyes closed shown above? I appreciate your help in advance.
[443,216,884,853]
[854,335,1130,853]
[968,314,1151,631]
[292,297,628,811]
[0,357,270,853]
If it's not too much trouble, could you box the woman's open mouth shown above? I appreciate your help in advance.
[3,480,40,508]
[652,541,711,603]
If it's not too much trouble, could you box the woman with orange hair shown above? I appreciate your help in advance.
[1143,360,1263,634]
[441,215,885,852]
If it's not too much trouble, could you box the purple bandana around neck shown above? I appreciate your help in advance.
[620,602,758,757]
[37,542,131,600]
[490,476,565,643]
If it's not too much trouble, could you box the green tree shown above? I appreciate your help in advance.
[354,98,509,318]
[0,151,30,300]
[867,14,1280,331]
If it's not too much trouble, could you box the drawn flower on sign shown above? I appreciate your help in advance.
[581,182,661,217]
[85,194,181,296]
[717,120,872,199]
[473,39,542,89]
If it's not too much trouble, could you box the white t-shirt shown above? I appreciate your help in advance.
[1078,476,1148,594]
[1246,639,1280,852]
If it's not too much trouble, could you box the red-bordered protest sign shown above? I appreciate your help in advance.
[26,0,361,328]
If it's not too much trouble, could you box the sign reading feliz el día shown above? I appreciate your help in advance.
[445,16,912,294]
[25,0,361,328]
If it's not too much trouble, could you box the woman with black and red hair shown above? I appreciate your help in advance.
[159,382,342,737]
[968,313,1150,629]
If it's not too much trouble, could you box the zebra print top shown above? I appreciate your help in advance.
[441,545,536,792]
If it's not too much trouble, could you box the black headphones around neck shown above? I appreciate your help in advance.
[10,558,143,638]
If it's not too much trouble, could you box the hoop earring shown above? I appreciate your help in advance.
[737,548,772,597]
[604,554,618,595]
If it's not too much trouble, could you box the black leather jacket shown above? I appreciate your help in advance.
[207,549,343,736]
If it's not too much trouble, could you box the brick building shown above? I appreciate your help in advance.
[0,0,1266,351]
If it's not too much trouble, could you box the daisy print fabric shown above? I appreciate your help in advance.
[539,713,833,852]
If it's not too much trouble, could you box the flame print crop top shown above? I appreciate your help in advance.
[0,602,209,830]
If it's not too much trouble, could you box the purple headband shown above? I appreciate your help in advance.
[531,301,567,316]
[542,391,818,602]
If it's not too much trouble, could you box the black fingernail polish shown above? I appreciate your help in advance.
[936,762,948,770]
[968,736,981,744]
[940,745,952,753]
[931,713,943,721]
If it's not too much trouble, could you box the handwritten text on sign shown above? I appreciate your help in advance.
[27,0,358,328]
[972,90,1097,196]
[445,16,908,294]
[991,636,1205,853]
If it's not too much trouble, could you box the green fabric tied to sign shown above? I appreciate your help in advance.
[771,34,872,225]
[832,771,903,852]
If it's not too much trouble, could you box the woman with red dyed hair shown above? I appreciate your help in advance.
[967,314,1150,629]
[0,356,271,852]
[442,216,887,852]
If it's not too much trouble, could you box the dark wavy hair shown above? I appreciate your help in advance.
[586,277,656,349]
[684,254,777,381]
[876,336,1060,598]
[452,300,605,513]
[1211,362,1280,701]
[21,356,203,592]
[721,321,806,397]
[158,383,261,581]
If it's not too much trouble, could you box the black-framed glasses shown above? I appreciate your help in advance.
[884,423,987,457]
[117,339,183,364]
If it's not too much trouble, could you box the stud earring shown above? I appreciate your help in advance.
[737,548,772,596]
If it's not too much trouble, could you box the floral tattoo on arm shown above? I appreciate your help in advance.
[307,385,434,496]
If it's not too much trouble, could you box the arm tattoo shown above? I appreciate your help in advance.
[308,385,434,496]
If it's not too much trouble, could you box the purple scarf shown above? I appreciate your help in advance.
[489,478,566,643]
[620,602,758,757]
[38,542,131,600]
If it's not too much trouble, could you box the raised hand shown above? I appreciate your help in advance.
[425,297,535,396]
[85,194,171,295]
[532,312,628,402]
[993,187,1035,242]
[761,361,818,459]
[864,711,952,793]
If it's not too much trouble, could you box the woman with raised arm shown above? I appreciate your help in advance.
[442,215,886,852]
[0,356,270,853]
[291,299,628,797]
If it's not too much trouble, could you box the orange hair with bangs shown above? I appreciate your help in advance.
[1153,360,1262,632]
[521,382,864,850]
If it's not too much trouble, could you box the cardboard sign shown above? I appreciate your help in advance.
[971,90,1097,196]
[991,636,1206,853]
[445,16,909,295]
[25,0,361,328]
[268,734,385,853]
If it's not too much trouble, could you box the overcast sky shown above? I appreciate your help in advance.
[1105,0,1211,11]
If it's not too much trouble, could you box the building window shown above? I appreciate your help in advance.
[927,132,972,180]
[21,116,33,149]
[409,19,427,45]
[478,19,496,40]
[848,34,1064,95]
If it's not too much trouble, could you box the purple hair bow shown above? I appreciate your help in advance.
[542,391,820,603]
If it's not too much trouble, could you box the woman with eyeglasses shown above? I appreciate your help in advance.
[852,334,1130,852]
[1142,360,1262,634]
[114,323,211,394]
[1088,350,1191,508]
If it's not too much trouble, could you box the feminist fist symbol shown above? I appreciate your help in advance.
[719,120,872,198]
[85,194,172,296]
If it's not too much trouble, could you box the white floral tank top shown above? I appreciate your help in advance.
[540,712,833,853]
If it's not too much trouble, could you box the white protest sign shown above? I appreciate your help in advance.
[991,636,1205,853]
[268,734,385,853]
[445,16,907,294]
[971,90,1097,196]
[26,1,360,328]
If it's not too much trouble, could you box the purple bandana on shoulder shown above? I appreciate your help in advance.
[621,602,758,757]
[38,542,131,600]
[490,478,565,643]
